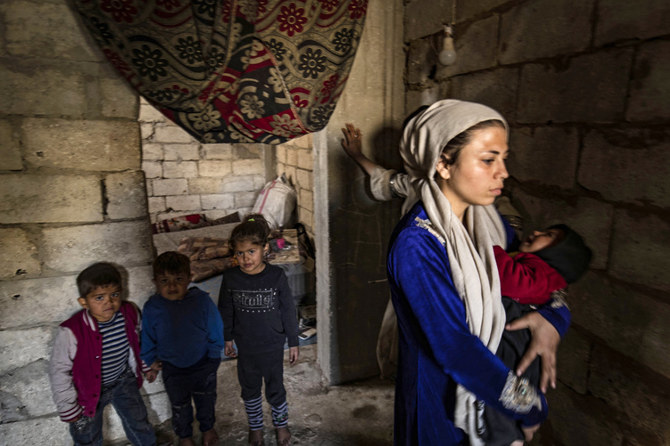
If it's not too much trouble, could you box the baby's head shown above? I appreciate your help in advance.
[230,214,270,275]
[519,224,592,283]
[76,262,123,322]
[153,251,191,301]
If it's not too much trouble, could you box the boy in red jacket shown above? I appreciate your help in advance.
[49,262,155,446]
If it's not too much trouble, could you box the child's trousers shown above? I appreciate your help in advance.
[162,355,220,439]
[238,349,288,429]
[69,368,155,446]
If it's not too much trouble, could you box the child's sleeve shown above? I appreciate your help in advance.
[277,271,299,348]
[48,327,82,422]
[140,301,158,366]
[205,297,224,358]
[218,274,234,342]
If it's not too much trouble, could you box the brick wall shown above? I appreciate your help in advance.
[404,0,670,444]
[276,134,315,238]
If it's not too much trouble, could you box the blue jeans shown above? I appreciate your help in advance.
[69,369,156,446]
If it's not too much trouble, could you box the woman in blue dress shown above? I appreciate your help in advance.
[386,100,570,445]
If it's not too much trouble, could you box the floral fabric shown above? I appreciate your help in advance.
[71,0,367,143]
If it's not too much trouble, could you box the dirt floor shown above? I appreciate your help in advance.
[154,344,396,446]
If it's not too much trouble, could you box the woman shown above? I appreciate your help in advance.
[381,100,568,445]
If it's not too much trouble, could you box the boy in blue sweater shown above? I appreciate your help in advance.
[141,252,224,446]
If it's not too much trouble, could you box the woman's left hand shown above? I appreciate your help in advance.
[506,312,560,393]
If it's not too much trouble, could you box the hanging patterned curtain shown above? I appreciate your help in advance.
[71,0,367,144]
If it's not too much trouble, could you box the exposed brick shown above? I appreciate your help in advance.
[0,228,39,279]
[234,144,264,160]
[154,124,195,143]
[283,165,297,185]
[203,143,234,160]
[296,149,313,170]
[296,169,313,191]
[221,176,258,193]
[201,194,235,210]
[286,147,298,167]
[627,40,670,122]
[142,143,163,161]
[578,128,670,208]
[405,0,453,41]
[298,206,314,230]
[164,143,200,161]
[299,189,314,212]
[139,100,168,123]
[405,86,440,117]
[437,15,499,77]
[166,195,201,211]
[142,161,162,179]
[188,178,225,194]
[458,0,509,22]
[162,160,198,179]
[509,189,613,270]
[105,171,148,220]
[22,118,140,171]
[571,273,670,379]
[448,67,519,122]
[0,326,52,373]
[517,49,633,123]
[140,122,154,140]
[152,178,188,196]
[198,160,233,177]
[1,360,53,417]
[499,0,593,64]
[556,330,591,394]
[148,196,166,215]
[406,38,433,86]
[276,145,287,164]
[0,413,70,445]
[99,76,138,119]
[0,174,102,224]
[0,119,23,171]
[610,210,670,292]
[595,0,670,46]
[292,133,313,149]
[508,126,579,189]
[234,191,257,209]
[126,265,157,310]
[42,222,153,274]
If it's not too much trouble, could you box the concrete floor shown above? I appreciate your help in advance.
[154,344,395,446]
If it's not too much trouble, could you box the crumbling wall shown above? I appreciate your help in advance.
[404,0,670,444]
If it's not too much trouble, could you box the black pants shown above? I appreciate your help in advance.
[162,355,220,439]
[483,297,542,446]
[237,349,286,407]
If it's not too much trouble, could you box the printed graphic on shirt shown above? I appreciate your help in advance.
[231,288,277,313]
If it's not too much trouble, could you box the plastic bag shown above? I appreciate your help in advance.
[252,174,297,229]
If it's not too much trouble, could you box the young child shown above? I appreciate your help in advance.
[48,262,156,446]
[140,251,224,446]
[485,223,593,446]
[218,214,299,446]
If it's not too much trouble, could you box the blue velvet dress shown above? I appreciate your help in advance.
[387,203,569,445]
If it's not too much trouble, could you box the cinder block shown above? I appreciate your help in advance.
[406,38,433,86]
[499,0,593,64]
[139,100,168,123]
[510,189,613,270]
[154,124,195,143]
[233,191,257,208]
[610,210,670,292]
[141,122,155,140]
[595,0,670,46]
[0,276,78,329]
[405,0,452,41]
[298,206,314,230]
[458,0,510,22]
[234,144,264,160]
[517,49,633,123]
[22,118,140,171]
[198,160,232,177]
[4,0,97,60]
[148,196,166,215]
[125,265,155,309]
[283,166,297,185]
[166,195,201,211]
[448,67,519,122]
[162,160,198,179]
[152,178,188,196]
[188,178,225,194]
[232,159,265,176]
[42,222,153,274]
[142,143,163,161]
[0,359,54,418]
[571,273,670,379]
[578,128,670,208]
[286,147,298,166]
[201,194,235,210]
[292,133,313,149]
[589,344,670,434]
[221,176,258,193]
[0,228,39,279]
[142,161,162,179]
[509,126,579,189]
[437,15,499,77]
[0,119,23,171]
[0,416,70,445]
[0,174,102,224]
[164,143,200,161]
[203,144,234,160]
[99,76,138,119]
[0,326,52,374]
[296,169,313,191]
[557,330,591,394]
[105,171,148,220]
[627,40,670,121]
[299,189,314,212]
[405,86,440,118]
[296,149,313,171]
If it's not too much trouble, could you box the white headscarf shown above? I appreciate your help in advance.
[399,99,509,445]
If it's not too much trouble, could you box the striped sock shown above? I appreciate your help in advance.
[244,396,264,430]
[271,401,288,428]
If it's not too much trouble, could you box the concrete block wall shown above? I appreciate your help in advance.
[276,134,315,238]
[404,0,670,444]
[0,0,162,442]
[139,98,272,224]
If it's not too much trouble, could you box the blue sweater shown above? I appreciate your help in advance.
[141,287,224,368]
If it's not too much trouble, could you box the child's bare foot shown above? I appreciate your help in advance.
[248,428,264,446]
[178,437,195,446]
[203,428,219,446]
[275,427,291,446]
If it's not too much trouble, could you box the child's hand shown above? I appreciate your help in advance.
[224,341,237,358]
[150,360,162,372]
[289,346,299,365]
[144,369,158,383]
